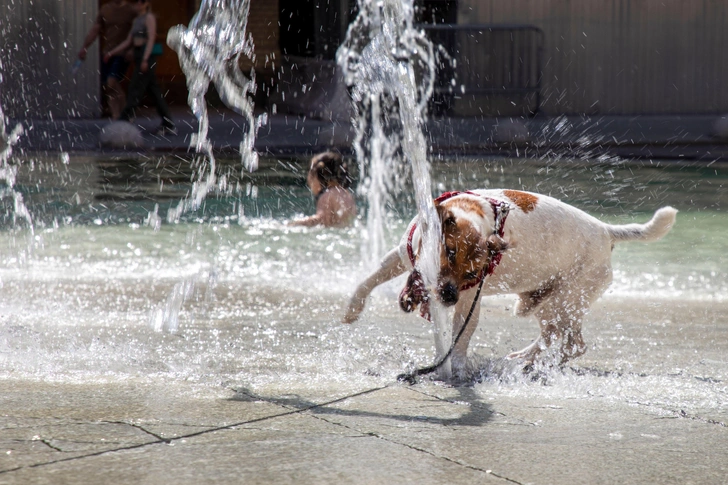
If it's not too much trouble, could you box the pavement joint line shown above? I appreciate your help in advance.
[297,399,524,485]
[620,398,728,428]
[0,438,163,475]
[0,385,391,475]
[103,420,172,443]
[675,408,726,428]
[38,439,63,453]
[237,383,525,484]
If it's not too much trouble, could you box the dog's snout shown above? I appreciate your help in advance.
[439,282,459,306]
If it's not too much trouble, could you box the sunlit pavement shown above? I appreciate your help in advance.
[1,375,726,484]
[10,106,728,162]
[2,299,727,484]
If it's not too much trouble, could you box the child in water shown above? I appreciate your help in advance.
[290,151,356,227]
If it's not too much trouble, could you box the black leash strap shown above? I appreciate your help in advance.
[396,272,486,384]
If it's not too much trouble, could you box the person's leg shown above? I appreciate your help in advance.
[106,77,125,120]
[120,51,150,122]
[100,59,112,118]
[146,57,175,129]
[106,57,129,120]
[119,67,143,122]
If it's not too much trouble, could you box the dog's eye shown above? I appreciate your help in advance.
[446,247,456,263]
[463,271,478,280]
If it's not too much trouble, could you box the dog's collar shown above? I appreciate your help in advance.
[403,191,510,321]
[407,191,510,284]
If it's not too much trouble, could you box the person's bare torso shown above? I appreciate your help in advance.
[99,1,137,51]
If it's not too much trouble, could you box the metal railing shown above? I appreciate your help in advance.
[420,24,545,115]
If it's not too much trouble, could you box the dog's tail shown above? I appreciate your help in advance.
[607,207,677,243]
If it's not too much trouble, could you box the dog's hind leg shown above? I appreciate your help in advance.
[508,264,612,365]
[343,247,407,324]
[508,298,585,365]
[557,263,613,363]
[514,277,559,317]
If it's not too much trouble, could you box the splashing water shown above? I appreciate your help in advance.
[338,0,450,376]
[166,0,266,222]
[0,74,32,233]
[338,0,439,264]
[161,0,267,328]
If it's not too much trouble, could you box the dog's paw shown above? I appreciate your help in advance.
[506,341,541,364]
[399,270,426,312]
[342,295,368,324]
[342,305,363,324]
[342,311,359,324]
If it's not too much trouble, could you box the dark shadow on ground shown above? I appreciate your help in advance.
[228,384,495,427]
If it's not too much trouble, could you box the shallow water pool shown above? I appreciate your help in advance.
[1,155,726,419]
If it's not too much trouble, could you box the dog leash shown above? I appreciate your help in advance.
[397,193,511,384]
[396,272,487,384]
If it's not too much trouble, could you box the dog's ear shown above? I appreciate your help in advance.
[485,234,509,256]
[437,207,457,228]
[435,200,456,227]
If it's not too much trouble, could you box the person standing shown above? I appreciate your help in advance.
[78,0,136,120]
[106,0,176,135]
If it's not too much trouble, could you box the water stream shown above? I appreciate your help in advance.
[0,89,31,233]
[166,0,264,222]
[338,0,451,375]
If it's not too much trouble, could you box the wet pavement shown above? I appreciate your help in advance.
[1,298,727,485]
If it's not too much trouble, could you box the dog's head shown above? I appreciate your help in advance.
[435,197,508,306]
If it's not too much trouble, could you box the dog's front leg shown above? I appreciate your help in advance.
[343,247,406,324]
[449,287,482,375]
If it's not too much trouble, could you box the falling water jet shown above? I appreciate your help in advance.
[338,0,439,265]
[152,0,267,331]
[166,0,266,223]
[0,76,32,234]
[338,0,452,377]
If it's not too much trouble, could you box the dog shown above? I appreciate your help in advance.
[343,189,677,375]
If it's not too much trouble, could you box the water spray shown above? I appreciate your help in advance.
[338,0,452,377]
[166,0,266,223]
[0,62,32,234]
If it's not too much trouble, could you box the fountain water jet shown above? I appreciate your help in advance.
[0,73,32,233]
[166,0,266,223]
[338,0,452,377]
[156,0,266,330]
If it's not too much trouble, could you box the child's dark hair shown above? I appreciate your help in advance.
[310,151,352,189]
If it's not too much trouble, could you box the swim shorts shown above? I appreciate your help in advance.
[101,55,129,84]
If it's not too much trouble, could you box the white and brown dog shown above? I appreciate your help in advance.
[343,189,677,374]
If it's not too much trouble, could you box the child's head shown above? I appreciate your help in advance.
[307,151,351,192]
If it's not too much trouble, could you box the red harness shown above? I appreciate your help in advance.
[402,191,510,320]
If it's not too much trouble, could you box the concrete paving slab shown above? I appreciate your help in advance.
[1,338,727,485]
[312,384,728,485]
[2,423,501,485]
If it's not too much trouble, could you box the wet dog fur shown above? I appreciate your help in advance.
[343,189,677,377]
